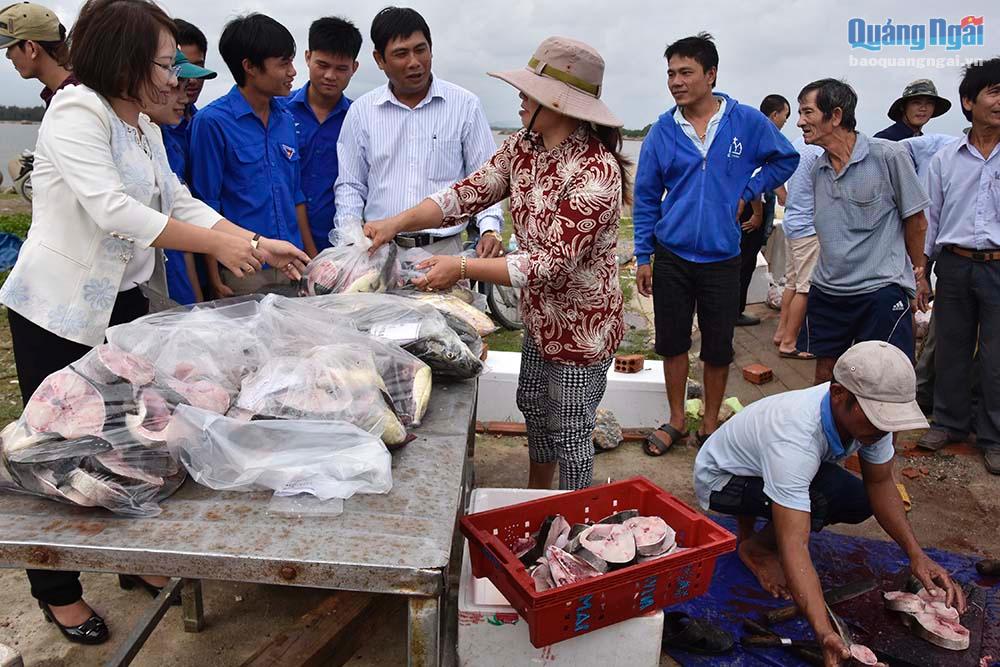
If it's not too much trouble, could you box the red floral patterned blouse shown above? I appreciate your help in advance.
[429,126,624,366]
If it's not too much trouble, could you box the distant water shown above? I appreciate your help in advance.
[0,123,39,163]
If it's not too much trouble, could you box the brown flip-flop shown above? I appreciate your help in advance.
[779,349,816,360]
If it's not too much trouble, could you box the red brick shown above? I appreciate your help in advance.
[901,467,921,480]
[742,363,774,385]
[614,354,645,374]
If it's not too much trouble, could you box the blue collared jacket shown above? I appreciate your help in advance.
[633,92,799,264]
[281,84,350,251]
[189,86,305,248]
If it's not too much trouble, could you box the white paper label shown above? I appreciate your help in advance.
[370,322,421,342]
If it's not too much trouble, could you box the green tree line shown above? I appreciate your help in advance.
[622,124,652,139]
[0,106,44,122]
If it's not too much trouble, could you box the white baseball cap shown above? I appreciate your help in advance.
[833,341,928,432]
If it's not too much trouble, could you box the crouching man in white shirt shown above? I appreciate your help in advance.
[694,341,966,666]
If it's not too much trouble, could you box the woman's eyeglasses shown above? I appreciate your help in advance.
[151,60,182,79]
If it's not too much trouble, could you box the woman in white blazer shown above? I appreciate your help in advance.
[0,0,309,644]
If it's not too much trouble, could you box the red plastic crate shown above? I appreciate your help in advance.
[460,477,736,648]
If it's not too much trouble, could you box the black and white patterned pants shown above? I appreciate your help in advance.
[515,336,612,490]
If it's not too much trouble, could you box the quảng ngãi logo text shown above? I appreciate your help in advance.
[848,16,984,52]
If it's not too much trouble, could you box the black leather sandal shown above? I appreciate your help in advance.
[661,611,734,655]
[38,600,110,645]
[645,423,684,456]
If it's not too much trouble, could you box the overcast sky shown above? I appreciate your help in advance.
[3,0,995,139]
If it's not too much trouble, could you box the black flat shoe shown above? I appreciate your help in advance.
[38,600,110,645]
[118,574,181,606]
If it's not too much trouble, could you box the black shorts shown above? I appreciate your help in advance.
[652,245,741,366]
[800,284,915,361]
[707,463,873,532]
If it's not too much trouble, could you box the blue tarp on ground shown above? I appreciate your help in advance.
[664,516,1000,666]
[0,232,23,271]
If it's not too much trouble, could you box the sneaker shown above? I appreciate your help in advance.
[916,427,964,452]
[735,313,761,327]
[984,448,1000,475]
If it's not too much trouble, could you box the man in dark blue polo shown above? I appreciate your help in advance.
[282,17,361,255]
[874,79,951,142]
[189,13,308,297]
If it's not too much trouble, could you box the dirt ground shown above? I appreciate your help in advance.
[0,297,997,665]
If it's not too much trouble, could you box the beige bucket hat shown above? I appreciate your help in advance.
[488,36,622,128]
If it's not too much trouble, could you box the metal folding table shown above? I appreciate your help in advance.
[0,379,477,667]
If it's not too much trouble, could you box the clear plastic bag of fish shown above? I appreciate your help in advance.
[107,299,264,395]
[233,343,410,447]
[301,292,484,379]
[257,295,432,426]
[396,246,489,313]
[0,346,192,517]
[299,220,399,296]
[389,289,496,338]
[168,405,392,500]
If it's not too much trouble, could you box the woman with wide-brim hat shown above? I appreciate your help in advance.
[364,36,630,490]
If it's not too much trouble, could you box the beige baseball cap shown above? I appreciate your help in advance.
[0,2,62,49]
[833,341,928,432]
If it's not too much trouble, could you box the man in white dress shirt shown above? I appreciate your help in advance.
[334,6,504,257]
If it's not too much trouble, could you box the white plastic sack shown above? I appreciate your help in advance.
[169,405,392,500]
[914,305,932,340]
[300,221,399,296]
[765,272,784,311]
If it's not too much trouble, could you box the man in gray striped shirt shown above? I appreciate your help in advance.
[334,7,504,257]
[796,79,931,384]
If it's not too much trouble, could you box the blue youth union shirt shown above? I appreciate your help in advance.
[281,84,351,251]
[160,121,198,306]
[189,86,305,248]
[161,104,196,182]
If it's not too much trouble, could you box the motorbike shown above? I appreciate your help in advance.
[463,223,523,331]
[9,150,33,202]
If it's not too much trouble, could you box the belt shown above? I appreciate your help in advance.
[948,245,1000,262]
[394,233,438,249]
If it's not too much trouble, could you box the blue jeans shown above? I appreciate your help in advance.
[708,463,873,532]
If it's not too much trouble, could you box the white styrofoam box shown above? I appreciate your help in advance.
[459,488,664,667]
[764,220,787,283]
[471,488,568,606]
[478,352,671,428]
[746,251,770,305]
